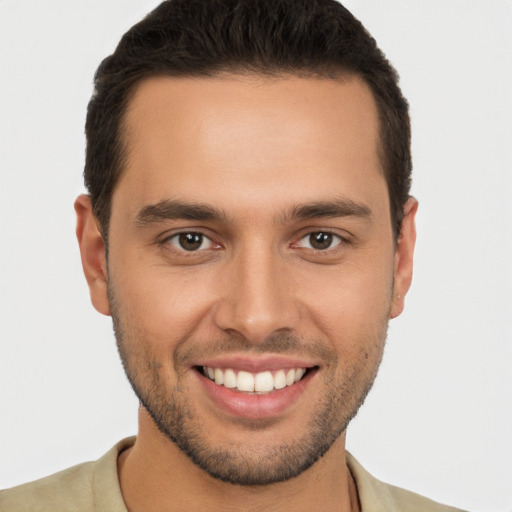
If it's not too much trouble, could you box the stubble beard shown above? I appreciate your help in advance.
[108,285,388,486]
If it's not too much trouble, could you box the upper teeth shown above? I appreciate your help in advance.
[203,367,307,393]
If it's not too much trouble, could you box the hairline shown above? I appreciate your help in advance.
[100,67,399,244]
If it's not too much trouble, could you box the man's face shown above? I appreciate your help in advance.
[82,74,414,485]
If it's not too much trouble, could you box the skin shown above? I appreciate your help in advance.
[75,74,417,511]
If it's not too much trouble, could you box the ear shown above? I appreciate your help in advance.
[74,195,110,316]
[390,197,418,319]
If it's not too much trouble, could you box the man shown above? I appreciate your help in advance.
[0,0,468,510]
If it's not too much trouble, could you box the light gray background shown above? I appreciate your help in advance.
[1,1,511,511]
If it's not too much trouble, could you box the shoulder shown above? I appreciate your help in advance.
[0,460,99,512]
[0,437,134,512]
[346,452,468,512]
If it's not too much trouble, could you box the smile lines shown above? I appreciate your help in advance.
[201,366,308,393]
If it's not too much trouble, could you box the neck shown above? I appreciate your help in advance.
[118,408,360,512]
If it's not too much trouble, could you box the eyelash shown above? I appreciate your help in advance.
[293,231,345,252]
[162,232,220,253]
[161,229,349,255]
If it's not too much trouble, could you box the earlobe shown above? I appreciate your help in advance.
[74,194,111,316]
[390,197,418,319]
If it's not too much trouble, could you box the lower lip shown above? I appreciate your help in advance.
[195,369,316,420]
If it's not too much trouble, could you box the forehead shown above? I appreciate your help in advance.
[115,73,387,222]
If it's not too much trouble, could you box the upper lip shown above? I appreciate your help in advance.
[193,355,319,373]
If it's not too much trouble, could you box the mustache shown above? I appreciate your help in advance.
[175,330,338,367]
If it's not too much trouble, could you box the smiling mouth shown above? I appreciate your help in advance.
[197,366,316,394]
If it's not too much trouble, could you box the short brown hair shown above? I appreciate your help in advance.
[85,0,411,240]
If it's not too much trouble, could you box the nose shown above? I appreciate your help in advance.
[213,246,301,344]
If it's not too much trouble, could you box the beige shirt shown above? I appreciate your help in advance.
[0,437,466,511]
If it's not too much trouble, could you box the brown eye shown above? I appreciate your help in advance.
[168,232,213,251]
[297,232,341,251]
[309,232,333,249]
[179,233,203,251]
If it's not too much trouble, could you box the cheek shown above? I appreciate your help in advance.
[297,255,395,343]
[110,257,219,344]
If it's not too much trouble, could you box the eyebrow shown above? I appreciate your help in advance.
[134,197,372,227]
[135,200,229,226]
[281,198,373,223]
